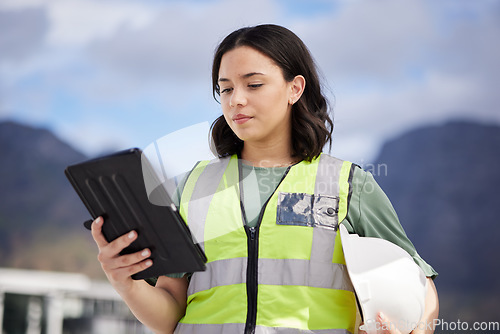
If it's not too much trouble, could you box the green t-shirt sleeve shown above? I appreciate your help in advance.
[342,167,438,279]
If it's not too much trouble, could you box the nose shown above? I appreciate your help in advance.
[229,88,246,108]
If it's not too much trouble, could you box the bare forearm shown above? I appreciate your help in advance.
[119,279,185,333]
[412,278,439,334]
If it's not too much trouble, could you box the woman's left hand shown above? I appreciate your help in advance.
[359,277,438,334]
[358,312,402,334]
[375,312,402,333]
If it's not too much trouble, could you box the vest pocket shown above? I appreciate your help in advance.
[277,192,339,229]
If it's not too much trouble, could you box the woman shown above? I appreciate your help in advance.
[91,24,439,334]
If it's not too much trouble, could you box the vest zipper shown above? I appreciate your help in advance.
[244,225,258,334]
[242,165,292,334]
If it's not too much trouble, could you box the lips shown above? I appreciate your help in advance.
[233,113,253,124]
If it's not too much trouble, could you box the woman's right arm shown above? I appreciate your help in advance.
[91,216,188,334]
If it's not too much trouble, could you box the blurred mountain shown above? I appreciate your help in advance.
[372,120,500,322]
[0,120,102,277]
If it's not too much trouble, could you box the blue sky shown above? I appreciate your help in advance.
[1,0,499,164]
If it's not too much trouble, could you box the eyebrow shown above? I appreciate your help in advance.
[218,72,265,82]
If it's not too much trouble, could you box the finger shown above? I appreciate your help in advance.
[358,321,371,334]
[90,217,108,248]
[97,229,138,266]
[377,312,402,334]
[108,258,153,282]
[103,248,151,271]
[105,229,138,256]
[358,328,367,334]
[376,313,389,333]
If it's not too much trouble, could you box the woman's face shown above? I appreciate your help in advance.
[218,46,296,146]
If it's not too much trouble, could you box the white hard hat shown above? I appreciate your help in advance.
[339,224,427,334]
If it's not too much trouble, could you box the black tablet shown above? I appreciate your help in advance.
[65,148,206,280]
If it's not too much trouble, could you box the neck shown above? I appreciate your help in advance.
[241,136,296,168]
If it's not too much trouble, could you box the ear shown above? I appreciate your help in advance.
[288,75,306,105]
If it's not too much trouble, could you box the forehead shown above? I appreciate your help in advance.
[219,46,281,78]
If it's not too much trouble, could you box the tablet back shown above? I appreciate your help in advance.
[65,148,206,279]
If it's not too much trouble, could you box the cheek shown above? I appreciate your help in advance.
[263,86,289,108]
[219,97,229,114]
[221,108,235,129]
[221,95,234,114]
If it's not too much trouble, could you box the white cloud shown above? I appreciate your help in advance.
[87,0,281,82]
[55,118,132,156]
[295,0,434,82]
[1,0,499,160]
[287,0,500,162]
[0,0,46,10]
[45,0,157,48]
[0,7,48,62]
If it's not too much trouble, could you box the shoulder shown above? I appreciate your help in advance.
[190,155,235,175]
[183,155,236,191]
[316,153,365,182]
[204,154,235,167]
[317,153,345,165]
[317,153,362,171]
[348,166,388,208]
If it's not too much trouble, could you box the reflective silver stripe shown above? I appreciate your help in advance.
[315,154,343,197]
[259,259,353,291]
[310,226,337,263]
[174,322,245,334]
[175,323,350,334]
[188,258,353,295]
[311,155,343,263]
[187,257,247,296]
[256,326,352,334]
[187,157,230,250]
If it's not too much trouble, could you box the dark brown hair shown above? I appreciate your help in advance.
[210,24,333,162]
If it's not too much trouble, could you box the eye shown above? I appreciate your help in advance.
[220,87,233,94]
[248,84,263,89]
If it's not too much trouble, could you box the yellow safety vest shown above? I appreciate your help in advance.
[176,153,357,334]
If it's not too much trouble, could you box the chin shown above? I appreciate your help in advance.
[232,130,253,142]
